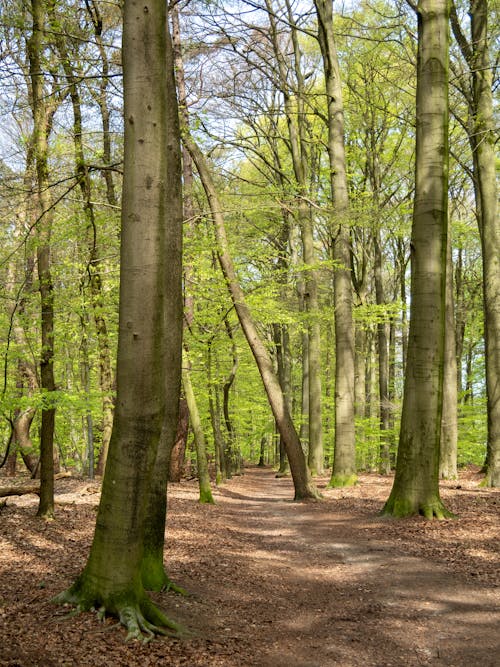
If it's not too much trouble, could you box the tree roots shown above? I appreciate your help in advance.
[53,583,185,642]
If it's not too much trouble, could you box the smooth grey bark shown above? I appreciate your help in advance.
[182,352,214,504]
[264,0,324,476]
[383,0,452,518]
[440,233,458,479]
[140,20,184,593]
[27,0,57,519]
[314,0,356,487]
[55,0,183,638]
[450,0,499,486]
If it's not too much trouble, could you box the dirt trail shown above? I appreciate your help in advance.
[0,466,499,666]
[168,467,499,667]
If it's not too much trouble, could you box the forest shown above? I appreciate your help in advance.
[0,0,499,663]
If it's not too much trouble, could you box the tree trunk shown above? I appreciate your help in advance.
[450,0,499,485]
[169,398,189,483]
[27,0,56,519]
[374,233,391,474]
[314,0,356,487]
[440,233,458,479]
[55,0,183,638]
[49,18,115,479]
[184,135,319,500]
[182,353,215,504]
[469,0,499,486]
[383,0,452,518]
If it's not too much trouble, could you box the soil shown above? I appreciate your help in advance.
[0,466,499,667]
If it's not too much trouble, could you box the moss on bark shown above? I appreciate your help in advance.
[328,473,358,488]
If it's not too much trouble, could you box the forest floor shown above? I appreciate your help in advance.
[0,466,499,667]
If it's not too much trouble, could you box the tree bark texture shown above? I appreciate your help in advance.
[55,0,183,638]
[314,0,356,487]
[28,0,56,519]
[383,0,453,518]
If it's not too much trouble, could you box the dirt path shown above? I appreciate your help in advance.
[0,466,499,666]
[166,468,499,667]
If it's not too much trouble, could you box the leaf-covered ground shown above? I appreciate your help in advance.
[0,466,499,666]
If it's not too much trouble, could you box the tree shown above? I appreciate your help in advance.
[314,0,356,486]
[183,133,320,501]
[450,0,499,486]
[382,0,453,518]
[27,0,58,518]
[55,0,184,637]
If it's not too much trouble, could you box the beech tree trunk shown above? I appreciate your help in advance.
[440,233,458,479]
[27,0,56,519]
[169,398,189,483]
[55,0,184,638]
[314,0,356,487]
[183,351,215,504]
[383,0,452,518]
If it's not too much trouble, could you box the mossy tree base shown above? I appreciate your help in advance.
[381,494,455,520]
[53,578,184,642]
[140,556,188,595]
[328,473,358,488]
[199,487,215,504]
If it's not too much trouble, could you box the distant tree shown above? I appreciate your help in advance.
[27,0,59,518]
[314,0,356,486]
[450,0,499,486]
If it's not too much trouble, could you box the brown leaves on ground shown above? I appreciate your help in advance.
[0,466,498,667]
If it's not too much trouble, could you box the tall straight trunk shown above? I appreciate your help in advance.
[208,344,227,484]
[182,353,214,504]
[374,234,391,474]
[451,0,499,485]
[264,0,324,475]
[169,397,189,483]
[140,21,184,591]
[170,4,213,488]
[455,247,465,398]
[397,239,409,372]
[469,0,499,486]
[383,0,452,518]
[273,323,291,477]
[314,0,356,487]
[55,0,183,638]
[440,233,458,479]
[222,319,239,475]
[50,21,114,478]
[27,0,56,519]
[184,135,319,500]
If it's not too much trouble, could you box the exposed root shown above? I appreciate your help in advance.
[53,583,185,642]
[162,579,188,596]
